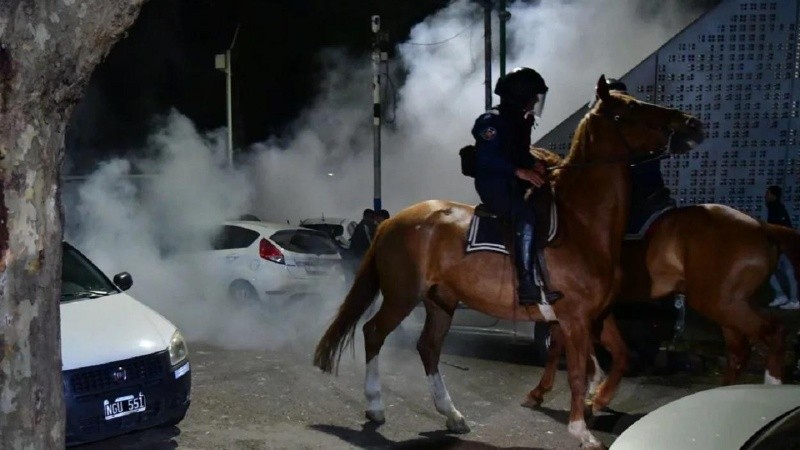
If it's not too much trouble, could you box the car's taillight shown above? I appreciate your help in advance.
[259,238,285,264]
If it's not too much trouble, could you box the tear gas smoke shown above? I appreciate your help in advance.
[65,0,706,350]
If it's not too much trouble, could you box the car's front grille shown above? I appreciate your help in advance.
[65,352,166,396]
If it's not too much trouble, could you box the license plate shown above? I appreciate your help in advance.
[103,392,146,420]
[302,261,331,275]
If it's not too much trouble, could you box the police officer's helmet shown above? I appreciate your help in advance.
[494,67,549,113]
[605,78,628,92]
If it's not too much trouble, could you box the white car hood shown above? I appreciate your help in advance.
[60,292,177,371]
[611,385,800,450]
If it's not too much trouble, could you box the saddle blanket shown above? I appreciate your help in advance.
[464,201,558,255]
[465,215,509,255]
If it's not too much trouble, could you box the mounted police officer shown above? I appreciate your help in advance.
[471,67,562,305]
[603,79,676,216]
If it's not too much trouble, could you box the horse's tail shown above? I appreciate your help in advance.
[313,242,380,375]
[763,223,800,280]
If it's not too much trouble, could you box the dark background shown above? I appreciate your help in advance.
[64,0,720,173]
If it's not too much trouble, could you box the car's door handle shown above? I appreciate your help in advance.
[226,254,239,261]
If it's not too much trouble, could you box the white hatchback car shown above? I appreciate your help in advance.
[298,216,357,251]
[61,242,190,446]
[204,220,345,303]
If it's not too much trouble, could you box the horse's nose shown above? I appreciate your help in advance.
[683,117,705,142]
[685,117,703,131]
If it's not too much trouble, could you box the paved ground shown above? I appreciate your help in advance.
[74,332,727,450]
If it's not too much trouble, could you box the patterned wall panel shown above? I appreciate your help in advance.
[536,0,800,225]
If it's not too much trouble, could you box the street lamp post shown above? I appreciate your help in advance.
[215,23,240,168]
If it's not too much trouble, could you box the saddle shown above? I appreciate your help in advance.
[465,188,558,255]
[625,187,677,240]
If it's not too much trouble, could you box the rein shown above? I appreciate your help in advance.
[545,110,675,172]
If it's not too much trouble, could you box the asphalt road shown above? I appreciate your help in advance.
[74,333,722,450]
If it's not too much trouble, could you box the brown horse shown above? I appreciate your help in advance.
[525,203,800,412]
[313,75,704,449]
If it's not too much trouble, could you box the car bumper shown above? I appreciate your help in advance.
[64,350,191,446]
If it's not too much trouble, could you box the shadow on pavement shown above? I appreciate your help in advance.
[532,405,645,437]
[310,421,546,450]
[71,425,180,450]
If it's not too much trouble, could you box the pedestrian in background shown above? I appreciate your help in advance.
[342,209,376,287]
[765,185,799,309]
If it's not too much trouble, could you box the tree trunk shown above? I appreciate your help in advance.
[0,1,147,448]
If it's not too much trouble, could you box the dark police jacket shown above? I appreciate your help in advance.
[471,106,537,215]
[767,201,793,228]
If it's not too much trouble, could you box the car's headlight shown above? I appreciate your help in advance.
[169,330,189,366]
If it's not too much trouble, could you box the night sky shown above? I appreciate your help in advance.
[64,0,453,172]
[64,0,719,174]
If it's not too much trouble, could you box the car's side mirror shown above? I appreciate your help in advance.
[113,272,133,291]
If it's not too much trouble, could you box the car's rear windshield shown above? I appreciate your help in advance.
[301,224,344,240]
[61,243,118,301]
[270,229,339,255]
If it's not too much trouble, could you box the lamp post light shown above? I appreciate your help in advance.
[215,23,240,168]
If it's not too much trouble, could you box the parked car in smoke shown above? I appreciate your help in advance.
[61,242,191,446]
[401,305,552,361]
[202,220,346,304]
[399,298,681,366]
[299,216,358,251]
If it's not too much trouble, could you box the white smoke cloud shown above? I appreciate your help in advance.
[65,0,707,349]
[248,0,706,223]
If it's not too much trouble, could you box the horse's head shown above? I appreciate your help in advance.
[593,74,705,158]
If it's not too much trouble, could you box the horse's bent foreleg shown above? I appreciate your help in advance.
[591,315,629,413]
[417,294,469,433]
[561,318,603,449]
[523,322,565,408]
[690,288,786,384]
[362,290,420,423]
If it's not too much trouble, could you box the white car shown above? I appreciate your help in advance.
[61,242,191,446]
[298,217,357,251]
[205,220,345,303]
[611,384,800,450]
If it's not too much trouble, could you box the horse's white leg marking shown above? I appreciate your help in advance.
[365,357,384,414]
[587,355,606,398]
[428,372,462,419]
[427,372,469,432]
[764,369,782,385]
[568,420,602,448]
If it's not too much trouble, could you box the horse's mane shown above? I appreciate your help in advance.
[530,146,562,166]
[529,106,596,187]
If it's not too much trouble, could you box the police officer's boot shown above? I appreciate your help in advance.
[514,221,540,305]
[534,246,563,305]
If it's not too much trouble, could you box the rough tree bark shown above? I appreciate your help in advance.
[0,1,147,448]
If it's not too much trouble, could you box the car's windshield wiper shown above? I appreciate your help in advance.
[61,289,115,300]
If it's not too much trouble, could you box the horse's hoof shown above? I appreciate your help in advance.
[446,416,471,434]
[520,395,542,409]
[365,409,385,424]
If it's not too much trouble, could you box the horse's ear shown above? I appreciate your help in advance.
[596,74,610,103]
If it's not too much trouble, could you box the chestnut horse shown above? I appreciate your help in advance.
[314,75,704,449]
[525,204,800,411]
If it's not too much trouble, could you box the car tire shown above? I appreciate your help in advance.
[228,280,259,304]
[161,406,188,427]
[533,322,551,363]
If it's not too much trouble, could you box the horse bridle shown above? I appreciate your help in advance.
[545,108,676,172]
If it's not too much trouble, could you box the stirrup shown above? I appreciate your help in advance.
[540,289,563,305]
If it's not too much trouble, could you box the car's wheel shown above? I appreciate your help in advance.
[161,406,188,427]
[533,322,551,363]
[228,280,259,304]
